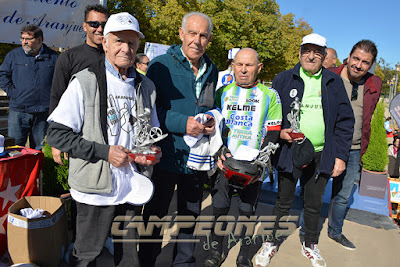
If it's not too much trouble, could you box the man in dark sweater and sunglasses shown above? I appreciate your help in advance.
[49,4,109,164]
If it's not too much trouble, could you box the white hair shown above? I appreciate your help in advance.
[181,12,213,38]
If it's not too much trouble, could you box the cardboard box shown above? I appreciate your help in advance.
[7,196,68,267]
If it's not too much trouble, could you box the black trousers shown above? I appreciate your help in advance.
[69,202,141,267]
[139,167,206,267]
[272,152,329,246]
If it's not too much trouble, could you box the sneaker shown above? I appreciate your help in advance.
[236,255,253,267]
[329,234,356,250]
[203,250,225,267]
[255,242,277,267]
[301,242,327,267]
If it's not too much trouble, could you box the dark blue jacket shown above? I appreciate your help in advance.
[0,44,58,113]
[272,63,355,175]
[147,44,218,174]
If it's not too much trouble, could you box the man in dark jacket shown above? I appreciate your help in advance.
[255,33,354,267]
[139,11,218,267]
[328,40,382,250]
[0,25,58,150]
[49,4,109,164]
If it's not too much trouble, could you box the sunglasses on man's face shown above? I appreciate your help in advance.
[85,21,106,28]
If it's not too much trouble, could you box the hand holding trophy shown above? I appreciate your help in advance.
[287,97,304,139]
[128,109,168,161]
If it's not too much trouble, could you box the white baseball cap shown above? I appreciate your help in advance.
[103,12,145,39]
[301,33,327,48]
[0,134,5,156]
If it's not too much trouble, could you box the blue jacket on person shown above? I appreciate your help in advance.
[272,63,355,175]
[147,44,218,174]
[0,44,58,113]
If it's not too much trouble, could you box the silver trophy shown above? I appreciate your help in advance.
[287,97,304,139]
[129,108,168,161]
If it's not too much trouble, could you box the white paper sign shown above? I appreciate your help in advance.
[0,0,100,48]
[145,42,170,61]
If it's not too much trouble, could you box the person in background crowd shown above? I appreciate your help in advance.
[388,135,400,179]
[0,25,58,150]
[322,47,337,68]
[139,11,218,267]
[203,48,282,267]
[135,53,150,75]
[47,12,159,266]
[49,4,109,164]
[385,117,393,135]
[327,40,382,251]
[256,33,354,267]
[216,48,240,90]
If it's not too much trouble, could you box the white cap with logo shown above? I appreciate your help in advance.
[0,134,5,156]
[301,33,327,48]
[103,12,145,39]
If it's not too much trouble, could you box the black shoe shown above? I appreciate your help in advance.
[236,255,253,267]
[329,234,356,250]
[203,250,225,267]
[299,232,305,245]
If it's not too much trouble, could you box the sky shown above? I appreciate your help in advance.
[276,0,400,68]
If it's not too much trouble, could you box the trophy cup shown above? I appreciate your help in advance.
[128,109,168,161]
[287,97,304,139]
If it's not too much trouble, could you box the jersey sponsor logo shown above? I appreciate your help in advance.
[225,95,239,102]
[266,119,282,126]
[222,74,234,85]
[290,88,297,98]
[302,104,322,110]
[246,98,259,103]
[226,104,256,112]
[231,129,252,140]
[226,114,253,127]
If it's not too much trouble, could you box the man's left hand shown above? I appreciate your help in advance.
[332,158,346,177]
[134,146,161,166]
[202,114,215,135]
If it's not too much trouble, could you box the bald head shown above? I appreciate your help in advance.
[232,48,263,88]
[323,48,337,68]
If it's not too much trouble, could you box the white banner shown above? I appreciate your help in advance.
[145,42,170,61]
[0,0,100,49]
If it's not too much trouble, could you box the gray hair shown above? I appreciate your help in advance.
[181,12,213,38]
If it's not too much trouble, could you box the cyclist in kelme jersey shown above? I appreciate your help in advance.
[203,48,282,267]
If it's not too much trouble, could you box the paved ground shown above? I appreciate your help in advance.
[84,190,399,267]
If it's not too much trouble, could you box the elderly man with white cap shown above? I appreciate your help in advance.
[47,12,160,266]
[254,33,354,267]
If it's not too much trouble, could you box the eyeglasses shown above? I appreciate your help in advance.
[140,62,150,66]
[20,37,35,42]
[85,21,107,28]
[300,47,325,59]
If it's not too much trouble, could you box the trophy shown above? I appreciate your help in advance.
[128,109,168,161]
[287,97,304,139]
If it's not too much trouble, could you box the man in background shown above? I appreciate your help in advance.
[135,53,150,75]
[0,25,58,150]
[322,47,337,68]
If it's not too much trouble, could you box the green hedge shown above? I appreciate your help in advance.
[41,143,70,196]
[362,100,388,172]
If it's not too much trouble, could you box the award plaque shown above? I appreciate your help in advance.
[287,97,304,139]
[128,109,168,161]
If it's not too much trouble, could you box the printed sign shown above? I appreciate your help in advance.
[389,179,400,203]
[0,0,99,48]
[145,42,170,61]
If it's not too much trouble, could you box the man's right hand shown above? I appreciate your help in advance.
[108,145,132,167]
[186,116,205,137]
[52,147,68,165]
[280,128,303,143]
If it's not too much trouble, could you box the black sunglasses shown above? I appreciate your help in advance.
[85,21,106,28]
[350,81,358,101]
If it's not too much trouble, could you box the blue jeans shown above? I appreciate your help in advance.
[8,110,48,150]
[328,149,361,238]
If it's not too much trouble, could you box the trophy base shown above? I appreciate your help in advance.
[128,150,161,161]
[289,132,304,139]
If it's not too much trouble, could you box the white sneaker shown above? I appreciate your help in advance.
[255,242,278,267]
[301,242,327,267]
